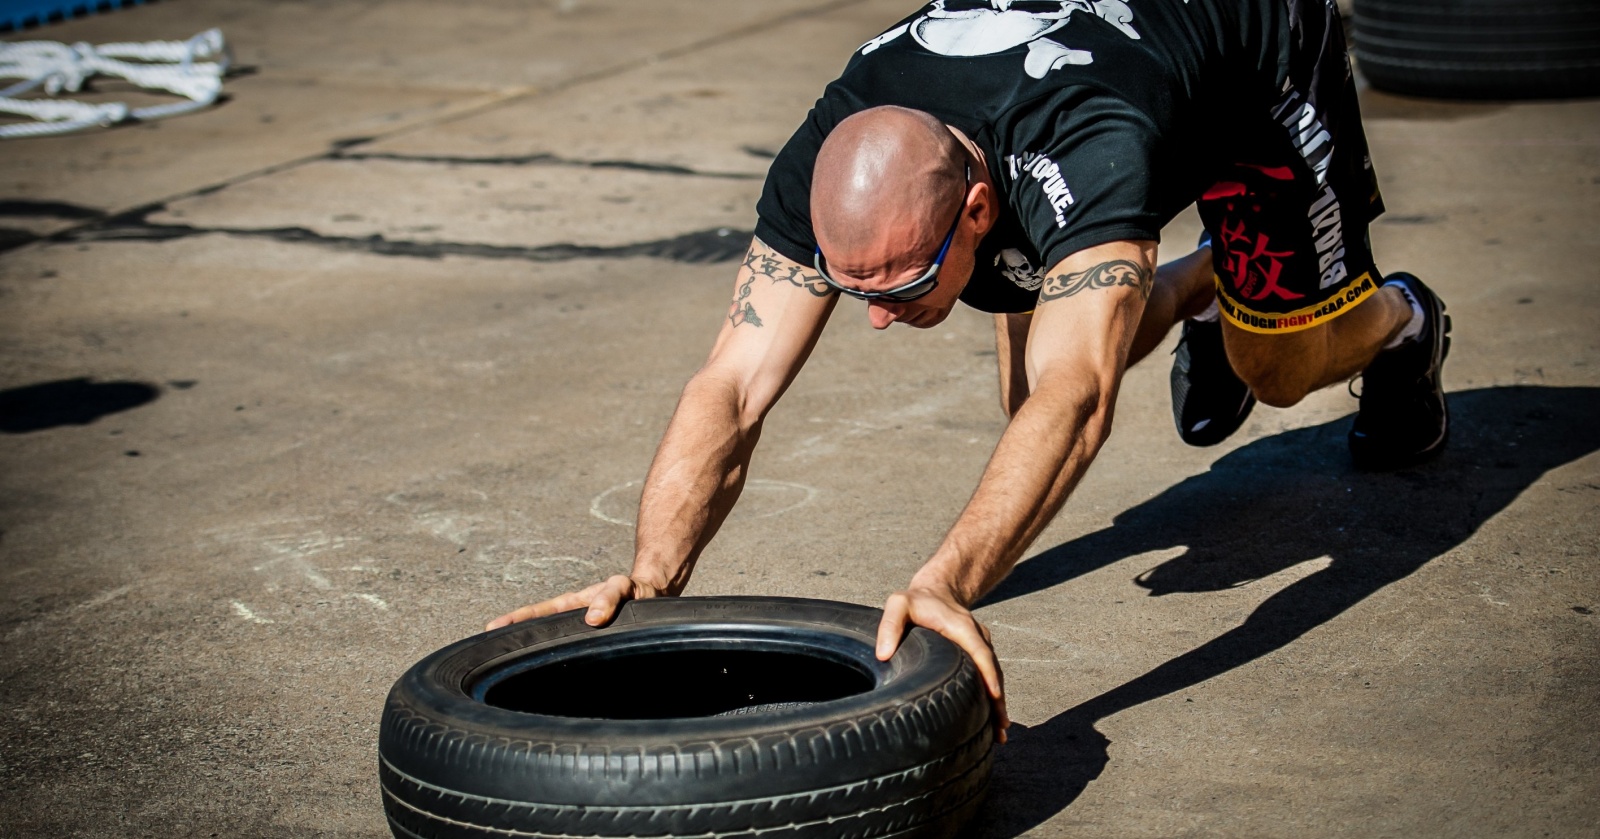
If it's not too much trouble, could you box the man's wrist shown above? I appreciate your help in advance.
[907,555,981,606]
[624,563,669,593]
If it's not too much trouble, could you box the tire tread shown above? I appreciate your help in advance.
[381,732,991,838]
[1353,0,1600,98]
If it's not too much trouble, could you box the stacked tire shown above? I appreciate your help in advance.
[378,597,995,838]
[1353,0,1600,99]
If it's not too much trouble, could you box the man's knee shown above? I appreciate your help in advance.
[1223,324,1327,408]
[1234,363,1314,408]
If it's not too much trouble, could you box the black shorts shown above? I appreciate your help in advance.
[1197,0,1386,334]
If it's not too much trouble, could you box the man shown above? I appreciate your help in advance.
[488,0,1449,740]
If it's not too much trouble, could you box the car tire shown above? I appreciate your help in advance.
[1352,0,1600,99]
[378,596,995,838]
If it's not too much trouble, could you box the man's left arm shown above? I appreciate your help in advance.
[875,239,1156,742]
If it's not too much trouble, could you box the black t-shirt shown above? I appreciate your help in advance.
[754,0,1289,313]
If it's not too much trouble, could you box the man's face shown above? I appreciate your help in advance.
[820,216,978,331]
[870,230,979,330]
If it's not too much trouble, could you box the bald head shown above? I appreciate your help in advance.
[811,106,968,273]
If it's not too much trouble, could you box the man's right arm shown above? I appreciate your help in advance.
[487,238,836,630]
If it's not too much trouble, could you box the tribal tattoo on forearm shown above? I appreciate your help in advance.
[1038,259,1152,303]
[727,249,833,328]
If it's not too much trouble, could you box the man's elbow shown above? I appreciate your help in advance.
[682,365,764,437]
[1033,368,1119,447]
[1078,384,1118,452]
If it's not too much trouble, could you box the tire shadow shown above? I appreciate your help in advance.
[968,385,1600,837]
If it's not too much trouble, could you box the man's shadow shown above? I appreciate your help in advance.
[968,385,1600,837]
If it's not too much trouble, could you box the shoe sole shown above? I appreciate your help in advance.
[1178,390,1257,447]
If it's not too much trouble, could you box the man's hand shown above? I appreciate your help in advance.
[485,574,666,631]
[876,586,1009,743]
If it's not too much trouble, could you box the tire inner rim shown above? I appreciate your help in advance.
[469,625,882,720]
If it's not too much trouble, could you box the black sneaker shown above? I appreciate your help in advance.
[1349,273,1451,470]
[1171,318,1256,446]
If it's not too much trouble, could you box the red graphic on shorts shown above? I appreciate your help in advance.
[1202,181,1249,201]
[1238,163,1296,181]
[1219,219,1303,302]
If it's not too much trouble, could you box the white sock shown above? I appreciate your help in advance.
[1383,280,1425,349]
[1192,297,1220,323]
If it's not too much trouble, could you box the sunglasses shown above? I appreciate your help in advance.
[813,165,969,303]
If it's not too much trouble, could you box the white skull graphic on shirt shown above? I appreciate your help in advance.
[860,0,1144,78]
[994,248,1044,290]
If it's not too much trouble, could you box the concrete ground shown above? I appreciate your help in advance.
[2,1,1596,836]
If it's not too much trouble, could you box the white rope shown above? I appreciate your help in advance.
[0,28,230,139]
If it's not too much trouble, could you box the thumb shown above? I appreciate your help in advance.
[876,594,911,660]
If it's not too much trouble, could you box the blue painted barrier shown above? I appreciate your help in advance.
[1,0,147,33]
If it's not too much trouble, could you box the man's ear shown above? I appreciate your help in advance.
[970,180,1001,237]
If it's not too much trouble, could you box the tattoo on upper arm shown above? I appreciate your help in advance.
[727,247,833,328]
[728,274,764,328]
[742,250,833,297]
[1038,259,1152,303]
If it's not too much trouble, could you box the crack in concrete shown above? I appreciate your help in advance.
[55,204,752,264]
[1,227,39,250]
[0,199,103,219]
[0,200,103,252]
[332,150,760,180]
